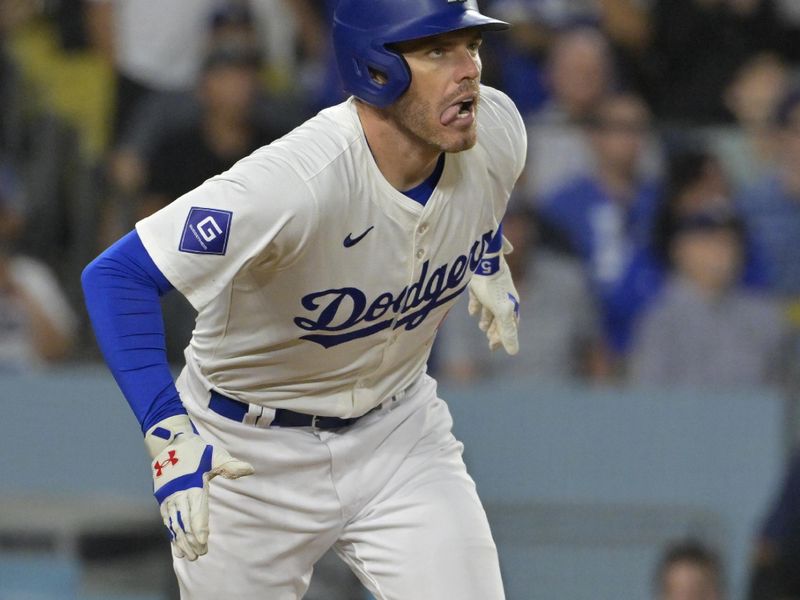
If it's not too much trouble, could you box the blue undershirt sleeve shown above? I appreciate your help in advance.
[81,230,187,433]
[488,223,503,253]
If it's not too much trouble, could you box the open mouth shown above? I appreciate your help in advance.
[441,94,478,126]
[457,98,474,118]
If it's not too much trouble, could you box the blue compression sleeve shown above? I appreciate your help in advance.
[81,230,186,432]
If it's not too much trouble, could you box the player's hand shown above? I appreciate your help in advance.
[144,415,254,560]
[468,250,520,355]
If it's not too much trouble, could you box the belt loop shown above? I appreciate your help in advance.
[251,405,276,429]
[242,404,261,426]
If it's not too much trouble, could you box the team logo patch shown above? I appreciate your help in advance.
[179,207,232,255]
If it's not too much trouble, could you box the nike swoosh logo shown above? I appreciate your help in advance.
[343,226,374,248]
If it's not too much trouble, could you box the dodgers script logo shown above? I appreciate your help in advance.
[295,230,495,348]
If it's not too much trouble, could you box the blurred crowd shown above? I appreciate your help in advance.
[4,0,800,597]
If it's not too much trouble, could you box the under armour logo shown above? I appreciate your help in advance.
[154,450,179,477]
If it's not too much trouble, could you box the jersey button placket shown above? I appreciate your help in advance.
[414,219,429,261]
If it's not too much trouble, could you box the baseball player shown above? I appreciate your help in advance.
[82,0,526,598]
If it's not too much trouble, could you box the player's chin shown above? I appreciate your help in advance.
[440,130,478,153]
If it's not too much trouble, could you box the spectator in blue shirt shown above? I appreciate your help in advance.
[654,148,770,290]
[519,26,617,203]
[482,0,600,117]
[540,92,663,356]
[737,87,800,298]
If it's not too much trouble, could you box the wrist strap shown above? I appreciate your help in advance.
[144,414,196,458]
[476,254,501,276]
[475,230,513,276]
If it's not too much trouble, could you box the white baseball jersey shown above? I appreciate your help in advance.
[136,85,526,418]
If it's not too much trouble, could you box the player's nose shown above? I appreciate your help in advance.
[454,46,481,83]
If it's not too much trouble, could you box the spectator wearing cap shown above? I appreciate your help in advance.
[95,0,312,227]
[137,39,283,219]
[653,148,770,291]
[86,0,310,139]
[628,207,787,389]
[131,39,284,364]
[736,87,800,299]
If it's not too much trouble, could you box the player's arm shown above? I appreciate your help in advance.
[467,90,526,355]
[81,231,253,560]
[468,223,520,355]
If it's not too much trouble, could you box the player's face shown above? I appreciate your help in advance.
[388,29,483,153]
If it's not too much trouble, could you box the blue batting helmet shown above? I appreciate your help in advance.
[333,0,509,108]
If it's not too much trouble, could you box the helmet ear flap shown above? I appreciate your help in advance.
[335,32,412,107]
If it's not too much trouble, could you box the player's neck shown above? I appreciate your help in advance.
[356,101,441,191]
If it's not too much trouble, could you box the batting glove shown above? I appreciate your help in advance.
[144,414,254,560]
[468,239,520,355]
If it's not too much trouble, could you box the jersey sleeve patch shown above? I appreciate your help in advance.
[179,207,233,255]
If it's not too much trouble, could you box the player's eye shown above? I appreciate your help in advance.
[468,41,482,54]
[428,47,445,58]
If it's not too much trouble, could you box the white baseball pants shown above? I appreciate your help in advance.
[174,372,505,600]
